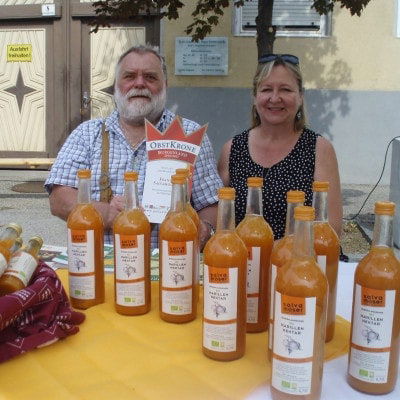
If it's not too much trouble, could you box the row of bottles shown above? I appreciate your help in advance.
[0,223,43,295]
[67,169,399,396]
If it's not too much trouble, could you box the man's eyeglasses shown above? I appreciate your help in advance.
[258,54,299,65]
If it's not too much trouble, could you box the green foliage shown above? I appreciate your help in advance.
[312,0,372,17]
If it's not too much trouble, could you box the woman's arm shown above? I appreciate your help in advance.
[217,139,233,186]
[314,136,343,237]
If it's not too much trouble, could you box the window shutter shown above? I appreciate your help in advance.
[241,0,321,30]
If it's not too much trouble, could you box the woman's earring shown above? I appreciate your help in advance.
[295,109,302,121]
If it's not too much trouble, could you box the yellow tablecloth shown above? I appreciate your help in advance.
[0,270,350,400]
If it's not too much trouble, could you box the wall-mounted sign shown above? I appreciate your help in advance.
[42,4,56,16]
[175,37,228,76]
[7,44,32,62]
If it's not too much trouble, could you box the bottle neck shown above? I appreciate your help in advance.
[0,227,19,243]
[9,240,22,254]
[77,177,91,204]
[245,186,263,216]
[25,240,42,258]
[124,180,140,210]
[372,214,394,248]
[285,202,302,236]
[293,219,315,259]
[216,198,235,231]
[312,191,328,222]
[170,183,185,212]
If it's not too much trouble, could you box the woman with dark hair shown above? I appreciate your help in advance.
[218,54,342,239]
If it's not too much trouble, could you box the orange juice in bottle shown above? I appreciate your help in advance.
[159,174,197,323]
[312,181,340,342]
[268,190,305,359]
[203,187,247,361]
[67,169,104,309]
[113,171,151,315]
[0,223,22,278]
[271,206,328,400]
[175,167,200,302]
[0,236,43,295]
[236,177,273,333]
[347,201,400,394]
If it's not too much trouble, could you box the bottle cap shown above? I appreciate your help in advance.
[247,177,263,188]
[313,181,329,192]
[287,190,305,203]
[175,168,189,178]
[218,187,235,200]
[294,205,315,221]
[375,201,395,216]
[124,171,138,181]
[171,174,186,184]
[6,223,22,236]
[29,236,44,247]
[77,169,91,179]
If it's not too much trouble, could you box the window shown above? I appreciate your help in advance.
[233,0,331,37]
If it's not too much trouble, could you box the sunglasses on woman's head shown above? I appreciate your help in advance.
[258,54,299,65]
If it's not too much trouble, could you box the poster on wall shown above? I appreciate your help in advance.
[175,37,228,76]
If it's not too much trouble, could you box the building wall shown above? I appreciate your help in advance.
[162,1,400,184]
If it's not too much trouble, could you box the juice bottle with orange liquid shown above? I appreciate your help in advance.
[236,177,273,333]
[0,223,22,278]
[271,206,328,400]
[202,187,247,361]
[175,168,200,302]
[313,181,340,342]
[159,174,197,323]
[347,201,400,394]
[0,236,43,295]
[268,190,305,359]
[113,171,151,316]
[67,169,104,309]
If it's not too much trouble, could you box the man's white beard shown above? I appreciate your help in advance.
[114,86,166,126]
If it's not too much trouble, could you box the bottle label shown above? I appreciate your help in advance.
[4,252,38,286]
[115,233,145,307]
[161,240,193,315]
[348,284,395,384]
[0,253,7,276]
[317,255,327,275]
[68,229,96,300]
[246,246,260,323]
[272,292,316,395]
[203,265,238,352]
[268,264,277,350]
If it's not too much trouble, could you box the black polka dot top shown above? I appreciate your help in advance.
[229,128,319,240]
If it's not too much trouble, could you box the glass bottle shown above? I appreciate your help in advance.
[271,206,328,400]
[202,187,247,361]
[175,167,200,303]
[113,171,151,315]
[67,169,104,309]
[159,173,197,323]
[313,181,340,342]
[236,177,273,333]
[347,201,400,394]
[268,190,305,360]
[0,236,43,295]
[0,223,22,278]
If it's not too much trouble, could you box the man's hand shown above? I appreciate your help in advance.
[199,219,214,251]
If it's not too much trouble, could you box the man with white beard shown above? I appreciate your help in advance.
[45,45,222,249]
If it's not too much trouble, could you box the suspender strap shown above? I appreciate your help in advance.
[99,122,113,203]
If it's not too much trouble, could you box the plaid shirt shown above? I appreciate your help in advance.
[45,109,222,248]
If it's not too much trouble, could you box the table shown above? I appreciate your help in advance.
[0,262,398,399]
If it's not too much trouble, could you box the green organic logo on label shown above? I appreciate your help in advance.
[359,369,368,377]
[124,297,132,303]
[75,290,81,295]
[211,340,219,347]
[171,305,179,311]
[282,381,291,389]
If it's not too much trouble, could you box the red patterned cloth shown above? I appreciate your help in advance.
[0,261,85,363]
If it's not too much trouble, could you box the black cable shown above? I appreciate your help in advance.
[344,135,400,221]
